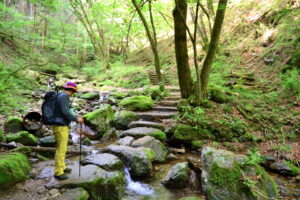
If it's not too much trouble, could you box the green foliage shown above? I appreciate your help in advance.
[209,162,242,187]
[243,149,264,166]
[280,68,300,97]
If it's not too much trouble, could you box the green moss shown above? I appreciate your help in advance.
[209,162,242,186]
[119,95,153,111]
[111,92,127,99]
[0,129,4,142]
[208,87,231,103]
[191,140,203,149]
[114,110,138,129]
[0,153,31,188]
[284,161,300,175]
[83,104,114,134]
[11,146,32,154]
[179,197,202,200]
[80,92,100,100]
[174,124,214,143]
[143,148,156,161]
[4,116,23,133]
[6,131,38,146]
[152,130,167,140]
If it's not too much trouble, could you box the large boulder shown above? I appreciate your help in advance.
[201,147,278,200]
[173,124,214,143]
[6,131,38,146]
[114,110,138,129]
[83,104,114,137]
[119,95,153,111]
[105,144,155,177]
[54,188,89,200]
[45,164,125,200]
[80,92,100,100]
[131,136,168,162]
[4,116,24,133]
[0,153,31,188]
[162,162,190,188]
[81,153,123,171]
[119,127,166,140]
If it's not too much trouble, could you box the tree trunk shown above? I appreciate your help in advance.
[173,0,193,98]
[200,0,228,98]
[131,0,164,86]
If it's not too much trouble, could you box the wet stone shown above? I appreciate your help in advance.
[53,188,89,200]
[117,136,134,146]
[80,153,123,171]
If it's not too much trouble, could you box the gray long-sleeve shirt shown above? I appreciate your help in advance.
[54,92,78,126]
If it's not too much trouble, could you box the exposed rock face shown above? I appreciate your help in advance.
[54,188,89,200]
[114,110,138,129]
[45,164,125,200]
[6,131,38,146]
[0,153,31,188]
[201,147,278,200]
[118,95,153,111]
[117,136,134,146]
[80,92,100,100]
[83,104,114,137]
[81,153,123,171]
[162,162,191,188]
[131,136,168,162]
[4,116,24,133]
[104,144,155,177]
[119,127,166,140]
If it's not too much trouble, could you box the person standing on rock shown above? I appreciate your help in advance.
[53,82,84,180]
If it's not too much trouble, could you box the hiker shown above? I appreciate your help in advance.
[52,82,84,180]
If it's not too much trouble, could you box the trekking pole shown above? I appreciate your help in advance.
[79,123,82,177]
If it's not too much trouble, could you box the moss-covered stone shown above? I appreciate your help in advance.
[201,147,278,200]
[4,116,24,134]
[191,140,204,149]
[208,88,231,103]
[174,124,214,143]
[114,110,138,129]
[0,153,31,188]
[83,104,114,136]
[111,92,127,99]
[80,92,100,100]
[162,162,190,188]
[11,146,32,154]
[54,188,89,200]
[0,129,4,142]
[119,95,153,111]
[120,127,167,140]
[82,137,92,146]
[6,131,38,146]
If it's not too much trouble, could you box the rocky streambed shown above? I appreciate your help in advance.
[0,86,300,200]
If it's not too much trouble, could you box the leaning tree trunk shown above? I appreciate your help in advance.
[200,0,228,99]
[131,0,164,87]
[173,0,193,98]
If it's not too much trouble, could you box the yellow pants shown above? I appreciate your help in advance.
[52,126,69,176]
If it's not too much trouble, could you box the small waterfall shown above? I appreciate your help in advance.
[124,168,154,196]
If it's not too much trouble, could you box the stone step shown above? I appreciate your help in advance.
[128,120,165,130]
[158,101,178,107]
[152,106,177,112]
[136,111,177,121]
[165,96,181,101]
[169,92,181,96]
[166,87,180,92]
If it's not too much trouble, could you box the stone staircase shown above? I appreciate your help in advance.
[148,70,170,85]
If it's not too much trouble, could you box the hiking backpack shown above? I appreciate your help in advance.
[41,91,58,125]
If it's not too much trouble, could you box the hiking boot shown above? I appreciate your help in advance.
[64,168,72,173]
[54,173,69,180]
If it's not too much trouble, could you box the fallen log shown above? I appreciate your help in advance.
[0,143,93,155]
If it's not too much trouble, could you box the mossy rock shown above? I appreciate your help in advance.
[208,88,231,103]
[82,137,92,146]
[11,146,32,154]
[119,127,167,140]
[111,92,127,99]
[0,129,4,142]
[201,147,278,200]
[83,104,114,136]
[191,140,204,149]
[173,124,214,143]
[119,95,153,111]
[0,153,31,188]
[162,162,191,188]
[6,131,38,146]
[54,188,89,200]
[179,197,202,200]
[114,110,138,129]
[80,92,100,100]
[4,116,24,134]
